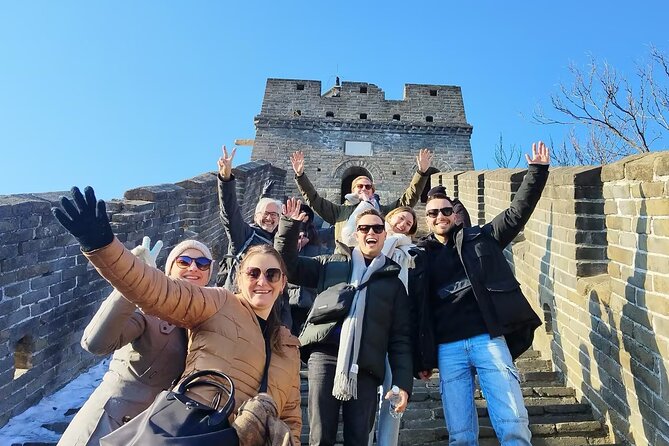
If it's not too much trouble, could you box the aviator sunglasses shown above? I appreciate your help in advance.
[175,256,212,271]
[356,224,385,234]
[355,183,373,190]
[426,207,454,218]
[244,267,284,283]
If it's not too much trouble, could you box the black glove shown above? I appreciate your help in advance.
[51,186,114,252]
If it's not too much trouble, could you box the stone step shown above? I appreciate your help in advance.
[301,420,614,445]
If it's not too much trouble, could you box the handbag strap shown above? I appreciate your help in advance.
[259,335,271,393]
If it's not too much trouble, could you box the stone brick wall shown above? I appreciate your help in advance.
[434,152,669,446]
[0,161,285,427]
[252,79,474,204]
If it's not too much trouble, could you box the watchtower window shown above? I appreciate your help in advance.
[392,114,400,121]
[359,86,368,94]
[296,84,305,91]
[359,113,367,120]
[345,141,372,156]
[326,111,335,118]
[14,335,33,379]
[429,89,438,96]
[426,116,434,123]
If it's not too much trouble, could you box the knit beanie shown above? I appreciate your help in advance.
[164,240,214,281]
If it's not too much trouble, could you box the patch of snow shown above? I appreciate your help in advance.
[0,359,108,444]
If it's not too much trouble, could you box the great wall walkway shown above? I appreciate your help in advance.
[0,349,620,446]
[4,152,669,445]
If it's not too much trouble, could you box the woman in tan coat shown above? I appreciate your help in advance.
[51,185,303,444]
[58,238,213,446]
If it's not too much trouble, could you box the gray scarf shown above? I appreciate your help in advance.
[332,248,385,400]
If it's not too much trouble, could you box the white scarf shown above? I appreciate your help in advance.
[332,248,385,400]
[381,233,414,291]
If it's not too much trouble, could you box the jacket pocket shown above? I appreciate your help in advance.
[484,278,528,327]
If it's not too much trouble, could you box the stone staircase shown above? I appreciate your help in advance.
[299,350,619,445]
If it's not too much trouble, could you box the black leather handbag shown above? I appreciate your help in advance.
[308,278,378,325]
[100,370,239,446]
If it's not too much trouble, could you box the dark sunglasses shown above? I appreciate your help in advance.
[175,256,212,271]
[355,184,373,190]
[426,207,454,218]
[356,224,385,234]
[243,267,283,283]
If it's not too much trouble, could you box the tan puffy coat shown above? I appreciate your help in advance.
[84,238,302,445]
[58,290,187,446]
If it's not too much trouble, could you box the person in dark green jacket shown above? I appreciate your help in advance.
[276,200,413,446]
[290,149,434,245]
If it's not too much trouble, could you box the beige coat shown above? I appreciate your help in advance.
[84,238,302,445]
[57,289,187,446]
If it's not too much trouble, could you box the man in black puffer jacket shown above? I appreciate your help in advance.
[411,141,550,446]
[276,203,413,446]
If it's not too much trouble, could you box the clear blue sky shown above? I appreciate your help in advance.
[2,1,668,200]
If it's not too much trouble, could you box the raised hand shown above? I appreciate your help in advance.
[131,236,163,268]
[525,141,550,165]
[261,179,275,198]
[290,151,305,176]
[416,148,434,173]
[217,145,237,180]
[282,197,307,222]
[51,186,114,252]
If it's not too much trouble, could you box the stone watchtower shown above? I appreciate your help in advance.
[251,78,474,204]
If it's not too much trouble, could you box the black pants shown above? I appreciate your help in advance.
[307,351,379,446]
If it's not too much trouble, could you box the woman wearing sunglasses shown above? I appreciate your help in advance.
[51,187,302,445]
[58,237,213,446]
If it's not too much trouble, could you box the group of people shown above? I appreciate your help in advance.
[52,141,551,446]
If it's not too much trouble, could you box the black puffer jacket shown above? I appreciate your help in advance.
[275,216,414,395]
[411,164,548,373]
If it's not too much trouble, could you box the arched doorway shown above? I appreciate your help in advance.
[340,166,373,204]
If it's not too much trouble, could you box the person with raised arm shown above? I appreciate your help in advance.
[411,141,551,446]
[276,198,413,446]
[51,187,302,445]
[290,149,434,246]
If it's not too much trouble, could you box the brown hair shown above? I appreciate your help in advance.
[351,175,374,192]
[355,208,384,225]
[236,244,288,356]
[385,206,418,235]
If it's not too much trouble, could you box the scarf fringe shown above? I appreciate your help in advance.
[332,368,358,401]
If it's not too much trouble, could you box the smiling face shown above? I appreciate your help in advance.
[237,252,287,319]
[254,201,280,233]
[388,211,415,235]
[168,248,211,287]
[355,213,386,259]
[352,176,375,201]
[425,197,455,243]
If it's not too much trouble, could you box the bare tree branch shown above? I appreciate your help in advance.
[534,48,669,165]
[493,133,521,168]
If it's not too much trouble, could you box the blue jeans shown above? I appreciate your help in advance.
[368,356,400,446]
[437,334,531,446]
